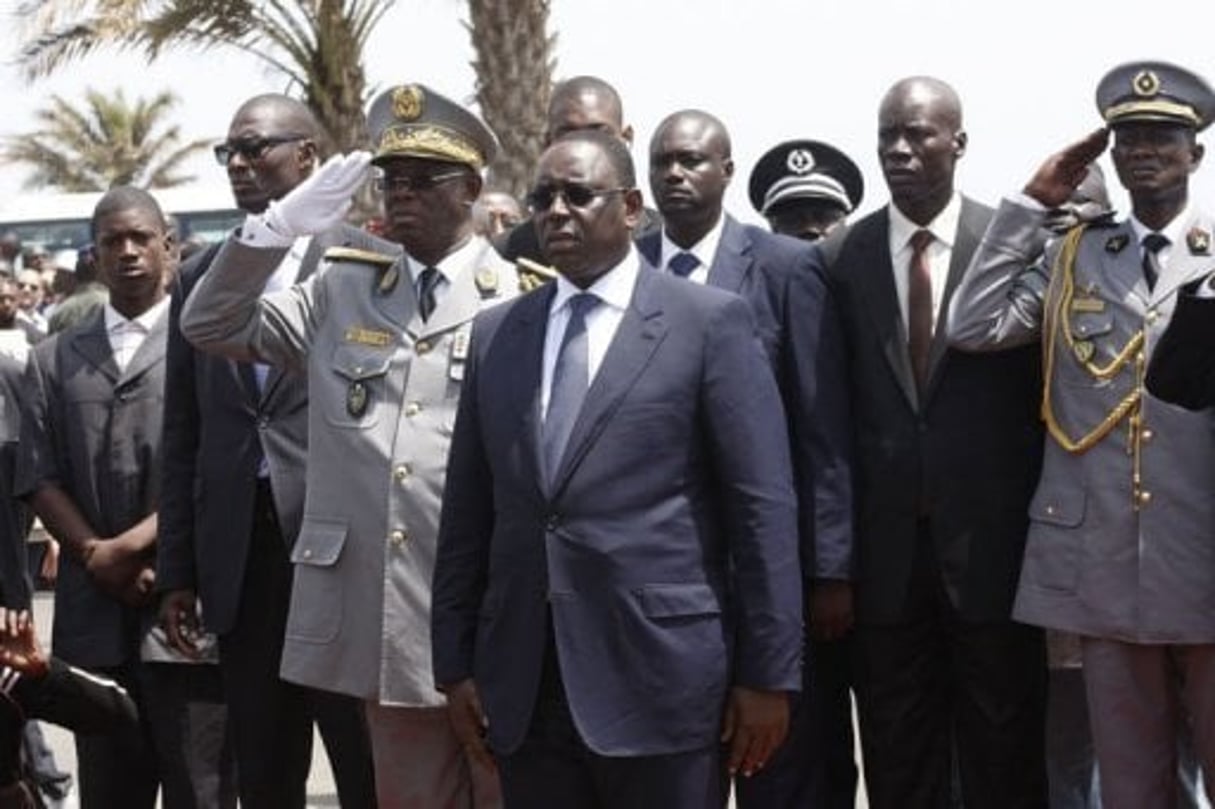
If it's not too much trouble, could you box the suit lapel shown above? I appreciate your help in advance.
[510,287,553,496]
[120,306,168,385]
[635,231,661,269]
[68,311,121,385]
[922,198,982,401]
[548,268,667,497]
[1099,221,1149,309]
[1151,217,1215,304]
[854,211,918,411]
[705,216,752,292]
[420,241,498,339]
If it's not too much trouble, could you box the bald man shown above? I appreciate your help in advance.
[820,77,1047,808]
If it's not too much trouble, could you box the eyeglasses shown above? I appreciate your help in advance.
[373,171,469,194]
[213,135,307,165]
[526,183,629,212]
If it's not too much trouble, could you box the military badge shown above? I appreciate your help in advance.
[1071,297,1107,314]
[786,148,816,175]
[392,85,424,122]
[1132,70,1161,97]
[1187,227,1211,255]
[1072,340,1095,363]
[1105,234,1129,253]
[347,381,369,418]
[344,326,392,347]
[474,268,499,298]
[378,263,400,295]
[451,329,470,361]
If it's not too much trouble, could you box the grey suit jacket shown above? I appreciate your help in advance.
[180,232,518,704]
[157,225,376,636]
[950,198,1215,641]
[19,308,168,667]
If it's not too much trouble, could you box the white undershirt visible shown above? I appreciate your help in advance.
[104,297,170,372]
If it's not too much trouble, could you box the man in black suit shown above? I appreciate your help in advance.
[637,109,855,809]
[156,94,376,809]
[821,77,1047,808]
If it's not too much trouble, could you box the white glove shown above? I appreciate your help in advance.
[263,151,372,239]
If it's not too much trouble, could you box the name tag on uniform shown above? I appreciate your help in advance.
[344,326,392,347]
[1070,298,1106,314]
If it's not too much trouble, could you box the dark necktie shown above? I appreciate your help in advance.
[907,229,935,393]
[417,266,442,321]
[1142,233,1168,292]
[542,293,599,487]
[668,251,700,278]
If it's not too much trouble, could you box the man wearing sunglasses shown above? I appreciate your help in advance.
[157,93,377,809]
[181,83,526,807]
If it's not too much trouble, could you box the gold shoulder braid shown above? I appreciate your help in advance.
[1041,225,1150,509]
[516,257,558,292]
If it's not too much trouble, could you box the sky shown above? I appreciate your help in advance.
[2,0,1215,225]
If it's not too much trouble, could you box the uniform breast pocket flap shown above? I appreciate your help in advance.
[1028,485,1086,529]
[331,345,392,383]
[636,583,722,618]
[327,345,392,428]
[1068,311,1114,342]
[291,518,348,567]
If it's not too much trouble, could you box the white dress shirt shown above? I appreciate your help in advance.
[657,215,726,285]
[888,194,962,336]
[403,236,484,313]
[104,297,170,372]
[541,248,641,418]
[1128,203,1196,292]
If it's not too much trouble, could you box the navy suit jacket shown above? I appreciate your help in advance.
[431,263,802,756]
[157,225,375,635]
[638,216,853,584]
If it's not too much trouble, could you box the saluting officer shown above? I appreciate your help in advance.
[949,60,1215,808]
[747,139,863,243]
[180,83,529,808]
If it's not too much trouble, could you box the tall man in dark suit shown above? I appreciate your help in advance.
[637,109,855,809]
[821,77,1047,808]
[431,129,803,809]
[156,94,376,809]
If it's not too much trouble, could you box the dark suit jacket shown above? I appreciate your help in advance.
[1145,283,1215,409]
[432,264,802,757]
[156,225,377,636]
[19,308,168,667]
[824,199,1043,624]
[0,355,31,609]
[637,216,853,583]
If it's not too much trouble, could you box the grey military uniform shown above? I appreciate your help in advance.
[949,198,1215,643]
[181,233,521,705]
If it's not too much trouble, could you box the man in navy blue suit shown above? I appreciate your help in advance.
[431,129,803,809]
[638,109,856,809]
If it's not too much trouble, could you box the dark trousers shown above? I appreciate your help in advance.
[734,634,857,809]
[76,660,236,809]
[217,479,375,809]
[852,522,1048,809]
[498,631,721,809]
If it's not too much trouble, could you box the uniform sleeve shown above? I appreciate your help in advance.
[947,196,1053,351]
[11,659,139,735]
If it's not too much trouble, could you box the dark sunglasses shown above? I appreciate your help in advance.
[213,135,307,165]
[527,183,629,212]
[373,171,469,194]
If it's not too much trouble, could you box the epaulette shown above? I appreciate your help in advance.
[517,257,558,293]
[323,246,398,267]
[1080,212,1118,230]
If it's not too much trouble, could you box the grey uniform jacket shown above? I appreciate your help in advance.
[180,233,519,704]
[949,198,1215,642]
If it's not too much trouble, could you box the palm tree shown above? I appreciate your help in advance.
[2,88,209,191]
[467,0,555,200]
[16,0,396,153]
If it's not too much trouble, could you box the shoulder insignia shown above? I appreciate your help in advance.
[516,256,558,293]
[1105,234,1129,254]
[1187,227,1211,255]
[323,246,398,267]
[474,267,499,298]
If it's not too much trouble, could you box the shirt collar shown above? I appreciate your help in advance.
[550,246,641,315]
[405,235,481,286]
[104,296,169,333]
[889,193,963,255]
[659,213,727,271]
[1129,203,1196,248]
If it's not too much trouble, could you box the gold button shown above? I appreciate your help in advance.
[389,530,406,545]
[302,549,313,559]
[405,402,421,417]
[1142,428,1154,442]
[1145,310,1159,324]
[1139,490,1152,506]
[393,464,411,481]
[416,340,431,354]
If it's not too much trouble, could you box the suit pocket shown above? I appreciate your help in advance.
[1024,484,1085,591]
[323,345,392,430]
[636,583,722,619]
[286,518,347,644]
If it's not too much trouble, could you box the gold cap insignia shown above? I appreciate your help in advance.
[1105,234,1129,253]
[393,85,424,122]
[1187,227,1211,255]
[1132,70,1161,97]
[474,267,499,297]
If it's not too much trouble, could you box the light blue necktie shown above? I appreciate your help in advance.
[543,293,599,487]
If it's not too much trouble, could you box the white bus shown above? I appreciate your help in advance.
[0,186,243,251]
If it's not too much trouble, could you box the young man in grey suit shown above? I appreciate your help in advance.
[157,94,377,809]
[950,60,1215,807]
[180,84,531,807]
[823,76,1048,808]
